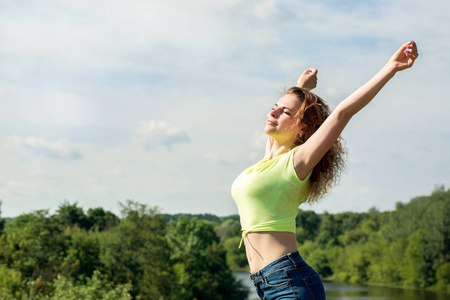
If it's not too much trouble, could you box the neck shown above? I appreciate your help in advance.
[266,138,295,160]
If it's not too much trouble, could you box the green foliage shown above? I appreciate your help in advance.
[0,271,132,299]
[215,219,241,241]
[99,200,173,299]
[435,262,450,291]
[402,230,425,286]
[325,246,346,280]
[364,232,402,284]
[45,270,131,300]
[0,200,5,234]
[61,229,101,279]
[294,187,450,291]
[2,210,68,282]
[223,236,248,270]
[87,207,120,231]
[386,188,450,288]
[0,187,449,297]
[163,213,222,224]
[167,216,248,300]
[56,201,90,229]
[296,210,321,242]
[346,244,370,283]
[0,200,248,299]
[56,202,119,232]
[308,248,332,277]
[0,264,22,298]
[316,212,341,248]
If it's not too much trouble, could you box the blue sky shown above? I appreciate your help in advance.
[1,0,449,218]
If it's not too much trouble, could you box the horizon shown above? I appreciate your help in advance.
[1,185,444,219]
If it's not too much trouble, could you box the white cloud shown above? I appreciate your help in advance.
[12,136,82,160]
[135,121,190,150]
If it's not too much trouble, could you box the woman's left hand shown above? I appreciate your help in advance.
[388,41,419,72]
[297,68,318,91]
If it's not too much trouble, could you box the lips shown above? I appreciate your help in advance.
[266,119,278,126]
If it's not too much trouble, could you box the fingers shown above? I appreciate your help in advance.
[297,68,318,90]
[405,51,419,61]
[404,41,419,59]
[406,40,418,51]
[390,41,419,70]
[304,68,318,75]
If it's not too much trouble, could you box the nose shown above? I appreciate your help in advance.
[270,107,282,118]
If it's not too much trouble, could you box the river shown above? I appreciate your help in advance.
[233,272,449,300]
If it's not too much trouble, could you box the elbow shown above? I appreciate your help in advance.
[334,105,353,123]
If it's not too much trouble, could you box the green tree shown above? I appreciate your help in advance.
[308,248,332,277]
[0,264,22,298]
[401,230,433,287]
[167,216,248,300]
[325,246,346,281]
[86,207,119,231]
[1,210,68,283]
[44,271,131,300]
[387,188,450,287]
[296,210,321,242]
[98,200,173,299]
[56,201,90,229]
[335,212,365,232]
[223,236,248,270]
[425,188,450,270]
[224,220,241,239]
[61,229,101,280]
[435,262,450,291]
[315,213,341,248]
[215,219,241,241]
[0,200,5,233]
[351,244,371,282]
[364,231,402,284]
[0,271,132,300]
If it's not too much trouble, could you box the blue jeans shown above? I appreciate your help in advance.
[250,251,326,300]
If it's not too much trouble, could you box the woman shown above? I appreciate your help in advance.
[231,41,418,299]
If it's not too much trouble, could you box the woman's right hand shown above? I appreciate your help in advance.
[297,68,318,91]
[387,41,419,72]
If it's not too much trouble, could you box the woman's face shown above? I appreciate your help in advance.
[265,94,301,142]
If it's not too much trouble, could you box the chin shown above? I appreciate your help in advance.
[264,127,273,135]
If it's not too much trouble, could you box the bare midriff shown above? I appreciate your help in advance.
[245,231,298,273]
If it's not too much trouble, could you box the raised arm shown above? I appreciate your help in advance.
[294,41,419,179]
[297,68,318,91]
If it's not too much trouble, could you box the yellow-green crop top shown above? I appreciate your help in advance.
[231,148,311,248]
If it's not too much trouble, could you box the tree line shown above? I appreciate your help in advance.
[0,186,449,299]
[0,201,247,299]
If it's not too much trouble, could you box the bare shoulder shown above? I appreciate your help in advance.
[292,146,311,181]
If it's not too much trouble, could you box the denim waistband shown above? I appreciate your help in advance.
[250,251,304,283]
